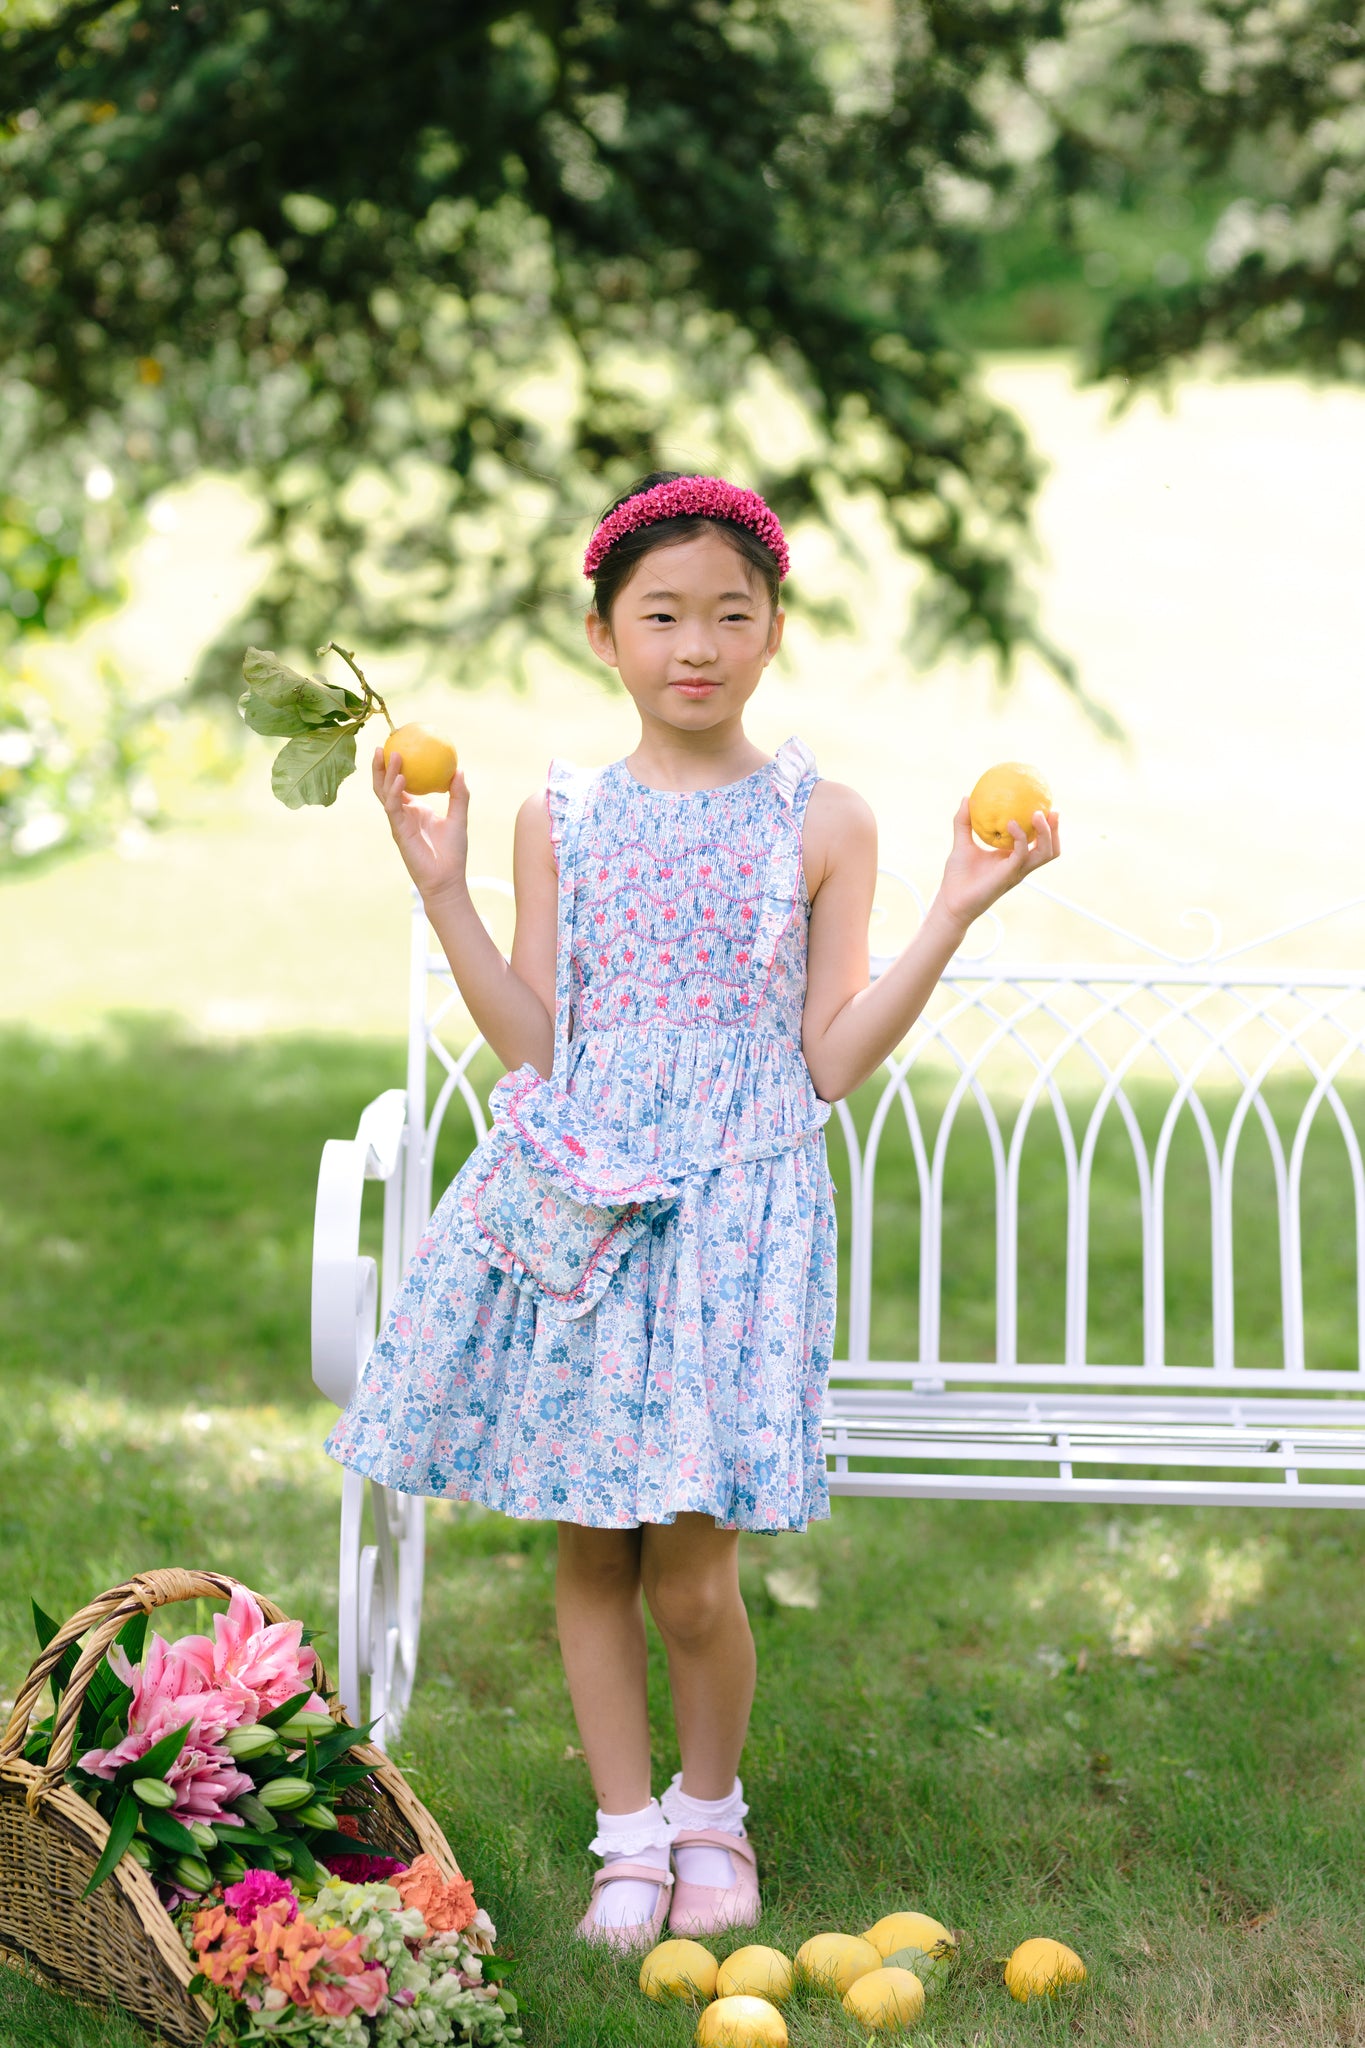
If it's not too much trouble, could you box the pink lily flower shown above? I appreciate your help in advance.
[79,1630,244,1778]
[165,1743,254,1826]
[170,1588,327,1722]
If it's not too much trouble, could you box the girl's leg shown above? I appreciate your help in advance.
[555,1522,670,1934]
[640,1513,756,1796]
[555,1523,650,1810]
[642,1513,757,1901]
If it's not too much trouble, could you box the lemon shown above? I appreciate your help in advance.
[1003,1936,1086,2001]
[841,1966,926,2031]
[968,761,1053,850]
[715,1946,793,2002]
[696,1994,788,2046]
[383,722,458,796]
[640,1938,719,2003]
[863,1912,954,1961]
[794,1932,882,1995]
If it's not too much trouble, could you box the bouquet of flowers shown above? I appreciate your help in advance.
[187,1862,518,2045]
[19,1586,521,2045]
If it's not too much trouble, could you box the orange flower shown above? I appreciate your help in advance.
[391,1851,478,1933]
[255,1908,328,2004]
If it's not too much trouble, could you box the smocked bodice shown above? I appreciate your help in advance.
[551,742,816,1050]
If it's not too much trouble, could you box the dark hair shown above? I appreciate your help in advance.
[588,470,782,622]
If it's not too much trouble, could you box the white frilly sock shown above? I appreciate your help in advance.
[588,1798,673,1929]
[661,1772,749,1889]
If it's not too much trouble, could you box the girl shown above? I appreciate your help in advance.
[325,471,1059,1949]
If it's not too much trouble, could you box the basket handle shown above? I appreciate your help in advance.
[0,1569,336,1799]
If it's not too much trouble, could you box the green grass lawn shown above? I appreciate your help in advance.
[3,1024,1365,2046]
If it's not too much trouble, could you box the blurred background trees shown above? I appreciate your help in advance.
[1,0,1359,863]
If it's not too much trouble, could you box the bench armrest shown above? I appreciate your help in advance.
[312,1087,409,1408]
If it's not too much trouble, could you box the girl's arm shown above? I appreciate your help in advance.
[800,781,1060,1102]
[373,747,558,1078]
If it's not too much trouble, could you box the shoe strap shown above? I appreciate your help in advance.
[670,1827,758,1876]
[590,1859,675,1893]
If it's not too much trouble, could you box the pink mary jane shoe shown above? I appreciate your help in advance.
[576,1861,674,1952]
[667,1829,761,1937]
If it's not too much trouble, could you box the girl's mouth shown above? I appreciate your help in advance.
[670,680,719,698]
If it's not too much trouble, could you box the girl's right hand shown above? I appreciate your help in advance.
[372,744,469,905]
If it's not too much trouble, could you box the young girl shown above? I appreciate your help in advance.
[324,472,1059,1949]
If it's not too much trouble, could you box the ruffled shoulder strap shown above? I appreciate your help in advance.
[545,758,597,863]
[770,735,819,826]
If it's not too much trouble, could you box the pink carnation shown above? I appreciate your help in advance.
[224,1871,298,1925]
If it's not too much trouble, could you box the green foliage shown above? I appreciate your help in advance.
[0,0,1075,698]
[239,641,390,805]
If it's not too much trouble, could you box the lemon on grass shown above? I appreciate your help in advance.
[842,1966,926,2032]
[863,1912,954,1961]
[968,761,1053,850]
[715,1946,793,2002]
[382,722,459,796]
[696,1994,788,2046]
[1004,1937,1087,2001]
[640,1938,719,2003]
[794,1932,882,1995]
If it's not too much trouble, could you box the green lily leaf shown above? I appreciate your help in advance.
[114,1719,192,1785]
[284,1832,318,1882]
[140,1807,200,1856]
[270,729,358,808]
[83,1789,139,1897]
[259,1690,316,1731]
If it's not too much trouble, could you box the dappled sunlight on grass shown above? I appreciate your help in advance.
[1015,1517,1282,1659]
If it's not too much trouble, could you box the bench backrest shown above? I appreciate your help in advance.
[405,880,1365,1401]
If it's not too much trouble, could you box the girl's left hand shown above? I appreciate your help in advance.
[935,797,1061,930]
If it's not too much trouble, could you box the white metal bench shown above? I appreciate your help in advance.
[313,881,1365,1738]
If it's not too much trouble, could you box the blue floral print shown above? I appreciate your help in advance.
[324,736,837,1532]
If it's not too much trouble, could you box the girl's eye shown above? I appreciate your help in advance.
[646,611,676,623]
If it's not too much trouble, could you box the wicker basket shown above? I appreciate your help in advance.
[0,1568,469,2046]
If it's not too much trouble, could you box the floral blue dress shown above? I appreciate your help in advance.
[324,737,837,1532]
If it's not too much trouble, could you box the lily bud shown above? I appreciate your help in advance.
[224,1725,282,1761]
[173,1854,214,1894]
[258,1776,315,1811]
[188,1822,217,1851]
[296,1801,335,1830]
[276,1710,333,1742]
[131,1778,177,1808]
[215,1851,248,1885]
[126,1837,152,1869]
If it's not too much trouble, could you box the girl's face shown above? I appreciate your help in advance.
[585,529,784,735]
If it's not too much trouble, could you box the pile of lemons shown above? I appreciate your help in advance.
[640,1913,1085,2041]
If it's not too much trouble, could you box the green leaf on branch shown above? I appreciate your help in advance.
[270,730,357,808]
[239,648,359,737]
[83,1789,139,1897]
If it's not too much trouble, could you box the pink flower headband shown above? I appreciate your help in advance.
[583,475,790,580]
